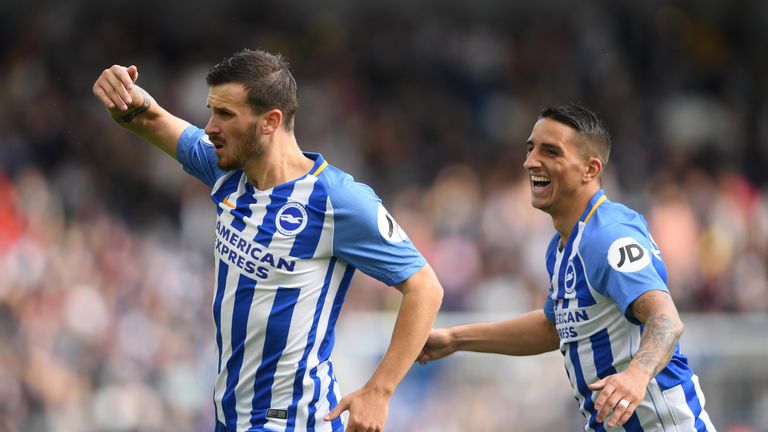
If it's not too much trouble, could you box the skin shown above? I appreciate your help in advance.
[419,117,685,428]
[93,64,444,432]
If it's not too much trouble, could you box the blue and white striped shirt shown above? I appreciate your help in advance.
[176,126,426,432]
[543,190,715,431]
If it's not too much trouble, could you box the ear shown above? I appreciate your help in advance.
[261,109,284,134]
[583,156,603,183]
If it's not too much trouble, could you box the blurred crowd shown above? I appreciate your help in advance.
[1,0,767,430]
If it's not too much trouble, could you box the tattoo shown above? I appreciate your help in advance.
[634,313,679,377]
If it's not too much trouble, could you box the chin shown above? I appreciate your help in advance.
[530,198,552,213]
[216,158,237,171]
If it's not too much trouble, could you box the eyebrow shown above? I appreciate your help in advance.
[526,140,562,152]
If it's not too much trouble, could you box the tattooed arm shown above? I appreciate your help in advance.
[588,290,685,427]
[627,290,685,378]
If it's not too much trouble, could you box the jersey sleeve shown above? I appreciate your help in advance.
[583,222,669,324]
[175,126,227,187]
[329,178,426,286]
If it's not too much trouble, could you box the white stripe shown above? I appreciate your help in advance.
[212,258,226,424]
[646,379,676,430]
[693,375,717,430]
[300,263,347,431]
[291,197,341,432]
[214,261,242,423]
[235,289,279,430]
[552,241,564,300]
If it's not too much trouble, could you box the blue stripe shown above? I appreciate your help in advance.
[254,182,296,248]
[250,287,302,429]
[286,258,337,431]
[213,262,228,374]
[569,343,603,432]
[325,361,343,432]
[306,365,322,432]
[589,330,643,431]
[573,254,596,307]
[291,180,329,259]
[231,183,257,232]
[212,173,242,205]
[681,378,708,431]
[654,354,692,391]
[590,329,616,379]
[590,331,644,431]
[557,236,576,300]
[307,264,355,431]
[221,274,258,429]
[318,264,355,362]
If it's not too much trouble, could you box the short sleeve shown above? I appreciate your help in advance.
[543,295,556,323]
[582,223,669,323]
[329,178,426,286]
[175,126,227,187]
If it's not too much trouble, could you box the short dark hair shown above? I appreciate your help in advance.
[206,48,299,130]
[540,103,611,165]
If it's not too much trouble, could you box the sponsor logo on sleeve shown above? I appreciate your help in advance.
[276,202,308,236]
[607,237,650,272]
[377,204,408,243]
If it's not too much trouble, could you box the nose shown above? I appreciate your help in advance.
[523,149,540,170]
[204,116,219,137]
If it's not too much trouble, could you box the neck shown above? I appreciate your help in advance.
[551,184,600,246]
[243,131,313,191]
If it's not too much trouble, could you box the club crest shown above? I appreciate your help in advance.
[276,202,308,236]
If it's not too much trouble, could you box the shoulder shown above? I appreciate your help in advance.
[580,200,655,269]
[318,164,380,209]
[582,200,649,247]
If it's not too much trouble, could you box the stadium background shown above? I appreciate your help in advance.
[1,0,767,430]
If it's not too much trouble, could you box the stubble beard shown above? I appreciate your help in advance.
[216,123,263,171]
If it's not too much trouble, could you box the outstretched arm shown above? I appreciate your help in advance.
[417,309,560,364]
[325,263,443,432]
[589,290,684,428]
[93,65,191,158]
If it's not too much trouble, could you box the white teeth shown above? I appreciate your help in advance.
[531,175,551,182]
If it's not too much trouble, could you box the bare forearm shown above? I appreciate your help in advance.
[366,268,443,395]
[452,309,560,356]
[94,66,189,159]
[628,290,684,379]
[110,87,189,158]
[630,310,683,379]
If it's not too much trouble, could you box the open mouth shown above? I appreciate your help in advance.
[531,175,551,190]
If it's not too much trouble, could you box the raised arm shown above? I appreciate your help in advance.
[589,290,684,428]
[92,65,191,158]
[417,308,560,364]
[325,263,443,432]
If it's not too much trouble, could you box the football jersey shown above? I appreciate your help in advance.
[543,190,716,431]
[176,126,426,432]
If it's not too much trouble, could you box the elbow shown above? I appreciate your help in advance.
[430,281,444,311]
[675,320,685,340]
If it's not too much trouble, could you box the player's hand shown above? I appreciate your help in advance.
[92,65,142,113]
[324,386,389,432]
[416,328,455,365]
[588,366,650,428]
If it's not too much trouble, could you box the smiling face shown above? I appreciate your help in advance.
[523,117,602,220]
[204,82,265,171]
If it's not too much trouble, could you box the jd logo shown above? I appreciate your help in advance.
[608,237,650,273]
[377,204,408,243]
